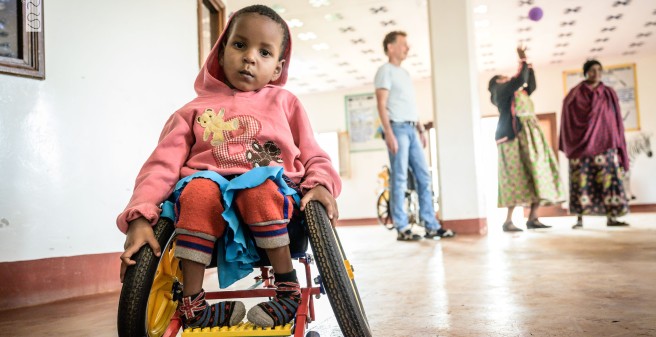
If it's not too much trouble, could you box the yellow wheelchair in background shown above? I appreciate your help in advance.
[376,165,422,230]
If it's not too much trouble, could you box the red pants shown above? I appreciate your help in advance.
[174,178,293,266]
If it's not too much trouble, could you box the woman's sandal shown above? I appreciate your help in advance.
[526,219,552,229]
[607,219,629,227]
[502,221,523,232]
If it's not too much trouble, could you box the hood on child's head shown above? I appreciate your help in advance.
[194,5,293,95]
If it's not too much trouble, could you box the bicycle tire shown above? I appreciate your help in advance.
[305,201,372,337]
[117,218,179,337]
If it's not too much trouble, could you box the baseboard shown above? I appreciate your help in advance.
[337,216,489,235]
[336,218,378,226]
[523,203,656,217]
[441,218,488,235]
[630,204,656,212]
[0,253,122,311]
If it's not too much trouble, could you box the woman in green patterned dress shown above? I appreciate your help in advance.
[488,46,564,232]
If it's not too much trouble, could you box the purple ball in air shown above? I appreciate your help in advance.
[528,7,543,21]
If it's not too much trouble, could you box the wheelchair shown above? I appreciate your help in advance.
[376,165,421,230]
[117,200,371,337]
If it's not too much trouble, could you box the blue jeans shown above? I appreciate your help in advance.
[388,123,441,232]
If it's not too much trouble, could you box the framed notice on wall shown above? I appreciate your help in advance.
[563,63,641,131]
[345,93,385,152]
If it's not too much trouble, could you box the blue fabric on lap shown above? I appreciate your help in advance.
[160,167,300,288]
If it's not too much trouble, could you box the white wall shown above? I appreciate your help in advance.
[477,53,656,206]
[0,0,199,262]
[297,78,435,219]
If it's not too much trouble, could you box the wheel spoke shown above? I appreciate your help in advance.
[377,192,393,227]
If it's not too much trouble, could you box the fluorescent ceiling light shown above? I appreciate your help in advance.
[312,43,330,51]
[475,19,490,28]
[271,4,286,13]
[325,13,343,21]
[309,0,331,7]
[476,31,491,40]
[298,32,317,41]
[474,5,487,14]
[286,18,304,28]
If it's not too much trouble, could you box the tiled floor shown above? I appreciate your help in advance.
[2,213,656,337]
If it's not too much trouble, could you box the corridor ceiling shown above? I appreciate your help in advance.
[228,0,656,94]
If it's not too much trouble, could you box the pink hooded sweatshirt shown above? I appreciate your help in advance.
[116,14,341,233]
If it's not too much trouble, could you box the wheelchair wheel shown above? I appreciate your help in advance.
[118,218,181,337]
[305,201,372,337]
[405,190,422,228]
[376,190,394,230]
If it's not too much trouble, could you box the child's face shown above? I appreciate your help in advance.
[220,13,285,92]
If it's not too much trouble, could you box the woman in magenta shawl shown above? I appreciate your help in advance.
[560,60,630,229]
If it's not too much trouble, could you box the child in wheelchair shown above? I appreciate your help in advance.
[116,4,341,330]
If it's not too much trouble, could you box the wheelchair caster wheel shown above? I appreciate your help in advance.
[305,331,320,337]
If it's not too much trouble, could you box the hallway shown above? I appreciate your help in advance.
[2,214,655,337]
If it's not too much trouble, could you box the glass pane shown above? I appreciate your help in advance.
[315,131,340,173]
[0,0,21,59]
[200,3,212,62]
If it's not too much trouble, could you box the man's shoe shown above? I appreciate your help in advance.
[502,221,523,232]
[425,228,456,239]
[397,228,422,241]
[526,219,552,229]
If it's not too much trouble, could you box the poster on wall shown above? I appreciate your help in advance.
[563,63,641,131]
[345,93,385,152]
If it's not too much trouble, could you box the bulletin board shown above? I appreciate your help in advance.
[563,63,641,131]
[344,93,385,152]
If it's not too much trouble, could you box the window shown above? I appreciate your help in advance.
[315,131,351,178]
[315,131,340,173]
[0,0,45,79]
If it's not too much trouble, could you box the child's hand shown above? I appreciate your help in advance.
[120,217,161,282]
[300,185,339,227]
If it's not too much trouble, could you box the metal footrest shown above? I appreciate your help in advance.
[181,322,293,336]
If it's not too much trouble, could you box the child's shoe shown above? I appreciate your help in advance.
[178,290,245,328]
[247,270,301,327]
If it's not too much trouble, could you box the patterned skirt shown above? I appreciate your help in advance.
[568,149,629,217]
[497,114,564,207]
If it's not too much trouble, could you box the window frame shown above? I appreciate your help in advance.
[0,0,45,79]
[197,0,226,67]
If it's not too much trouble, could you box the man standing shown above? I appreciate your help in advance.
[374,31,455,241]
